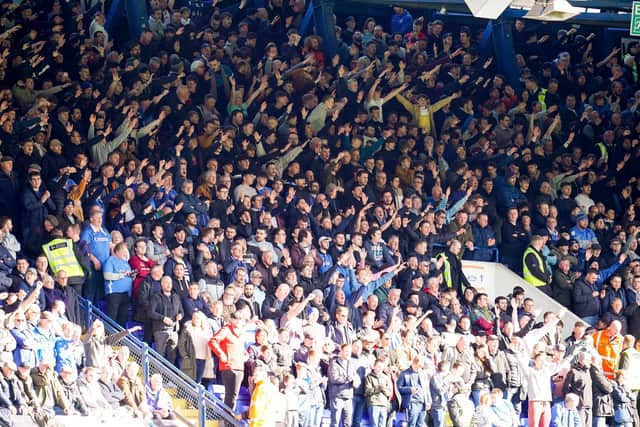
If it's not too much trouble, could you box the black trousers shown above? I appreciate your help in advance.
[105,291,130,327]
[68,276,85,297]
[221,369,244,411]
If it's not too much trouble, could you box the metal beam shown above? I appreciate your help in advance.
[344,0,632,13]
[339,0,632,28]
[490,19,522,92]
[312,0,338,59]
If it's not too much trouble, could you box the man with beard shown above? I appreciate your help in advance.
[238,281,261,319]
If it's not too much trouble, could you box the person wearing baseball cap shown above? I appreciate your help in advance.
[569,213,598,251]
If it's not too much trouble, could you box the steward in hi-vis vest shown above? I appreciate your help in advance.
[522,234,552,296]
[618,335,640,391]
[435,239,470,295]
[42,231,85,294]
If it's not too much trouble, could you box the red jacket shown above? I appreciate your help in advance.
[129,255,155,299]
[208,324,246,371]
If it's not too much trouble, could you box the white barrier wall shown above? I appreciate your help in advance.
[14,415,150,427]
[461,261,582,337]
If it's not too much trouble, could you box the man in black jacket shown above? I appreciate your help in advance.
[51,270,81,326]
[500,207,529,274]
[0,157,20,231]
[149,276,184,364]
[624,280,640,338]
[261,283,291,322]
[135,265,163,345]
[21,172,56,257]
[237,281,261,319]
[552,257,575,307]
[572,269,601,326]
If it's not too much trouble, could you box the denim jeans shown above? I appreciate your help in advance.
[472,390,484,406]
[304,404,323,427]
[353,394,366,427]
[406,402,426,427]
[506,386,523,416]
[581,316,598,326]
[369,405,388,427]
[195,359,205,383]
[431,407,446,427]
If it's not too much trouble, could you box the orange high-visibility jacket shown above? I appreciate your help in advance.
[593,330,623,379]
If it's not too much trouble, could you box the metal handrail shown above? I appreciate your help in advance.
[78,298,243,427]
[431,243,500,262]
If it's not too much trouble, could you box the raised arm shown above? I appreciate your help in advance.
[245,77,269,109]
[18,282,43,312]
[367,75,382,104]
[382,82,410,105]
[596,46,621,68]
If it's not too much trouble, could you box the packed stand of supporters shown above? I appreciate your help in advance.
[2,0,640,426]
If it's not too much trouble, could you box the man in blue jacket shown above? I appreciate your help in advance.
[471,213,497,261]
[391,7,413,35]
[397,356,431,427]
[497,172,527,215]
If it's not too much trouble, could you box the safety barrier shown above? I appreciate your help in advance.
[431,242,500,262]
[78,298,243,427]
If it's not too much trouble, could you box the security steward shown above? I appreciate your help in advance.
[522,233,552,295]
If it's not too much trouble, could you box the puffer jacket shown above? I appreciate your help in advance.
[504,350,522,388]
[590,365,614,417]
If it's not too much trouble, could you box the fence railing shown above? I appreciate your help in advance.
[431,243,500,262]
[78,298,243,427]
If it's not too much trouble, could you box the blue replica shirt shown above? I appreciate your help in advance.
[54,338,76,373]
[569,225,597,250]
[80,225,112,263]
[103,256,133,295]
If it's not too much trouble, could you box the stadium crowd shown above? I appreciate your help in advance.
[1,0,640,426]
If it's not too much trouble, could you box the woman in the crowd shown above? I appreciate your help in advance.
[177,311,215,385]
